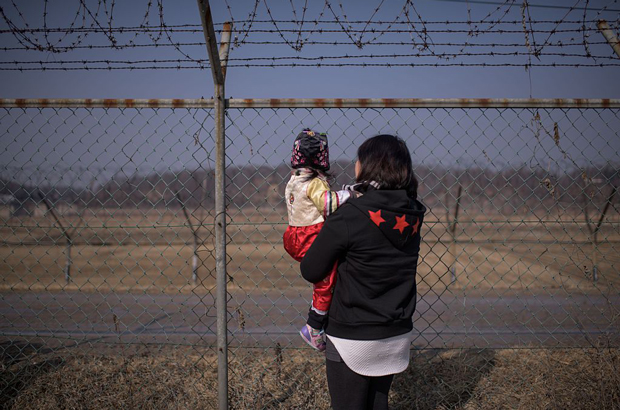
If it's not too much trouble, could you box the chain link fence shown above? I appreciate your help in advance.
[1,99,619,408]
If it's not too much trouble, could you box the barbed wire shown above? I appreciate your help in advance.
[0,0,618,70]
[3,51,617,67]
[2,61,618,71]
[3,25,615,35]
[4,40,612,52]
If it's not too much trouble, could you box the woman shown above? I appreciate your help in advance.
[300,134,425,410]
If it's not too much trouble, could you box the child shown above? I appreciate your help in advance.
[283,128,353,352]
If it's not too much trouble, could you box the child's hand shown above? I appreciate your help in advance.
[351,190,363,198]
[342,182,364,197]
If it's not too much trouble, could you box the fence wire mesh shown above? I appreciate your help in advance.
[1,100,619,408]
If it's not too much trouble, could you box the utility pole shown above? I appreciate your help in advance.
[196,1,232,409]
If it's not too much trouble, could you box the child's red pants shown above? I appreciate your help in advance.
[283,223,337,313]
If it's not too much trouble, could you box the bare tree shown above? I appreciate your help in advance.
[582,178,617,282]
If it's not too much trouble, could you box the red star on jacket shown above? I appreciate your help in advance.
[393,214,409,234]
[368,209,385,226]
[411,217,420,236]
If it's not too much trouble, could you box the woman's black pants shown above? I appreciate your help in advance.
[326,358,394,410]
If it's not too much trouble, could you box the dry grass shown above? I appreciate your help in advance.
[1,341,619,409]
[464,347,620,409]
[392,345,620,410]
[0,346,218,410]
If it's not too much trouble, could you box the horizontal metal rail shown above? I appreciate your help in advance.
[1,98,620,108]
[228,98,620,109]
[0,98,216,108]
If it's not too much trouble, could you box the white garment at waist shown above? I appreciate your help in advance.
[326,330,413,377]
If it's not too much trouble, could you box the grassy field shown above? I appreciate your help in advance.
[1,209,619,294]
[1,209,619,409]
[1,341,619,409]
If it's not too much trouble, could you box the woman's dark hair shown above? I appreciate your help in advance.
[356,134,418,199]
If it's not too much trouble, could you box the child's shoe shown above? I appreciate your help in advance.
[299,324,326,352]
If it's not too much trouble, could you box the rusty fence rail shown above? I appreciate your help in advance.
[2,98,620,108]
[1,98,619,407]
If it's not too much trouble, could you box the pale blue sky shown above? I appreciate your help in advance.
[0,0,619,99]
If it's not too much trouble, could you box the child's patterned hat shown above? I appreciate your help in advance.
[291,128,330,171]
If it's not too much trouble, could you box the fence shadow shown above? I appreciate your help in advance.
[0,341,66,409]
[390,348,496,410]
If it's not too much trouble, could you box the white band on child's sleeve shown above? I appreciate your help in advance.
[336,190,351,207]
[311,306,329,315]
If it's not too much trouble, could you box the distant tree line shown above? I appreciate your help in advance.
[1,161,618,217]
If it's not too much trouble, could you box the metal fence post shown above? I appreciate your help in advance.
[196,1,232,408]
[214,81,227,410]
[597,20,620,58]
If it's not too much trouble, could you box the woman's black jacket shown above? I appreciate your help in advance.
[300,188,425,340]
